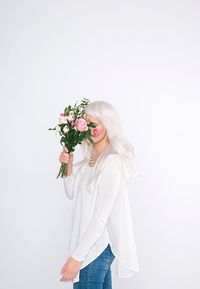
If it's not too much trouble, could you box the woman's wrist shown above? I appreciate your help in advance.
[65,164,73,176]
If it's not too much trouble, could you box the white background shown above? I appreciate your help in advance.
[0,1,200,289]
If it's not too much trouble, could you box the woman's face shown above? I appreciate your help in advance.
[84,114,107,144]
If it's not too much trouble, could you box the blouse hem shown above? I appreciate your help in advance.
[108,241,140,275]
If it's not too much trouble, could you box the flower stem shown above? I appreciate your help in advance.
[56,163,68,178]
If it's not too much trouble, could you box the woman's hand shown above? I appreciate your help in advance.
[60,256,83,281]
[59,146,74,176]
[59,146,73,165]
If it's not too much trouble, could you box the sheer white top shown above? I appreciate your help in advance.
[62,154,140,283]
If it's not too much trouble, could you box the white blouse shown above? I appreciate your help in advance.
[62,154,140,284]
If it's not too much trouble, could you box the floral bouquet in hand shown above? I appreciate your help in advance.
[48,98,97,178]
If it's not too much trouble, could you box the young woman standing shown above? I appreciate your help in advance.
[59,100,140,289]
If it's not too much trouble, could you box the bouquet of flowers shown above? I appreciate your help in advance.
[48,97,97,178]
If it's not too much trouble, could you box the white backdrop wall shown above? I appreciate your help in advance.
[0,1,200,289]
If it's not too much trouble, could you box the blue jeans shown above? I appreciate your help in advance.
[73,243,115,289]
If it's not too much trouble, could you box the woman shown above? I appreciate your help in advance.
[59,100,140,289]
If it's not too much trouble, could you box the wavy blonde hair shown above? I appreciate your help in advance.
[74,100,139,193]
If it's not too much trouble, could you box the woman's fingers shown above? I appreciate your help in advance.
[59,154,70,164]
[60,272,72,281]
[60,263,67,274]
[60,269,77,281]
[63,146,68,153]
[59,150,73,164]
[58,146,74,164]
[60,257,80,282]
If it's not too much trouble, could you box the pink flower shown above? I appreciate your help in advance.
[91,127,99,136]
[59,113,67,124]
[73,118,88,132]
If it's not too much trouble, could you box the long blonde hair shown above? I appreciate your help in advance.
[77,100,139,193]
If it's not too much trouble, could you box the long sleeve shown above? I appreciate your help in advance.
[63,171,76,200]
[62,160,87,200]
[71,155,121,261]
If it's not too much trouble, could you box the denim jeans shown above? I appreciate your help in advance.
[73,243,115,289]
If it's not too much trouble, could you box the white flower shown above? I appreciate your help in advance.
[55,125,61,135]
[66,111,75,122]
[63,125,69,133]
[66,115,74,122]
